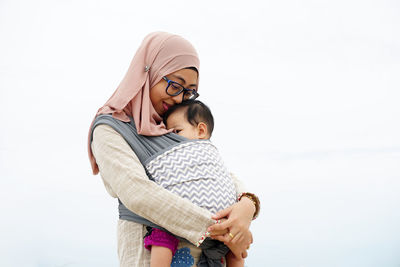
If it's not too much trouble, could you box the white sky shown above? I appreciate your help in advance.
[0,0,399,266]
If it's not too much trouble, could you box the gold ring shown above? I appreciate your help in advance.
[228,232,235,239]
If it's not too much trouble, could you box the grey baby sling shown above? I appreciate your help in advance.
[90,114,237,267]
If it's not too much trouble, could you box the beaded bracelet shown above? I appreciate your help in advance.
[238,192,260,220]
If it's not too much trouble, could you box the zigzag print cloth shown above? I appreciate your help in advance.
[146,140,236,214]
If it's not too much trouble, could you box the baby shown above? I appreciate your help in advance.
[144,100,245,267]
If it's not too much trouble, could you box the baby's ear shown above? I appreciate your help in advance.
[197,122,209,139]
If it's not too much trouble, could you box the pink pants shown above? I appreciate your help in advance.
[144,227,179,255]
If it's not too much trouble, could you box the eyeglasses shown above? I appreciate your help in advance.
[163,76,199,101]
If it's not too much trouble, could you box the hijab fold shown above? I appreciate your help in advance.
[88,32,200,174]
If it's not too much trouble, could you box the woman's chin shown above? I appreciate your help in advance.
[157,108,165,117]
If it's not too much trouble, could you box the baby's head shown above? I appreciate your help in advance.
[163,100,214,140]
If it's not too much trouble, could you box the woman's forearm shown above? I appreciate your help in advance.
[91,125,214,245]
[229,173,260,219]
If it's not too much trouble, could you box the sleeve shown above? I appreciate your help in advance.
[91,124,215,245]
[229,172,246,198]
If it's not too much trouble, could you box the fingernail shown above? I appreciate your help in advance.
[207,227,212,231]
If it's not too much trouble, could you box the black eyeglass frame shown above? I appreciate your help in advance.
[162,76,199,101]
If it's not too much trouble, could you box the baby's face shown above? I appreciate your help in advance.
[166,109,201,139]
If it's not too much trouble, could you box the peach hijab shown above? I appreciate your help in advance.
[88,32,200,174]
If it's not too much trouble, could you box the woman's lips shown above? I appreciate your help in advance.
[163,102,171,112]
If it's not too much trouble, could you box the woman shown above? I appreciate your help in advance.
[88,32,260,266]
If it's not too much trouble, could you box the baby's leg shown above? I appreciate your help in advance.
[150,245,173,267]
[226,251,244,267]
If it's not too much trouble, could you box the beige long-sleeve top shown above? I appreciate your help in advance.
[91,124,246,265]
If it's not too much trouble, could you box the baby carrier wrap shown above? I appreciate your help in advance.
[91,114,237,266]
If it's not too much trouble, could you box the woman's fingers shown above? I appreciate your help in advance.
[230,231,243,244]
[210,233,231,244]
[212,230,244,247]
[223,237,249,259]
[208,219,231,232]
[227,225,248,245]
[209,228,227,236]
[212,206,233,220]
[241,251,248,259]
[208,201,254,259]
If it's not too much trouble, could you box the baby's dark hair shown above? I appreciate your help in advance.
[163,100,214,136]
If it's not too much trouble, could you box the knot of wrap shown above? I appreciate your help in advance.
[198,239,230,267]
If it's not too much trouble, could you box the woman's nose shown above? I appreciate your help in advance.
[171,93,183,104]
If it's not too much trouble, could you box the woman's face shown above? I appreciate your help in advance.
[150,68,198,116]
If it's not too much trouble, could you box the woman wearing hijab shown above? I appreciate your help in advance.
[88,32,260,266]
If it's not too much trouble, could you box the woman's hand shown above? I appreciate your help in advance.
[208,197,255,258]
[211,228,253,259]
[209,218,228,236]
[224,230,253,259]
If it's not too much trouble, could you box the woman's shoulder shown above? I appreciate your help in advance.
[91,124,137,158]
[92,124,123,142]
[91,124,145,172]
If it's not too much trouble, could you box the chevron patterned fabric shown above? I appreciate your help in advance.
[146,140,237,214]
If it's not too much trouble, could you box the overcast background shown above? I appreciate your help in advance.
[1,0,399,266]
